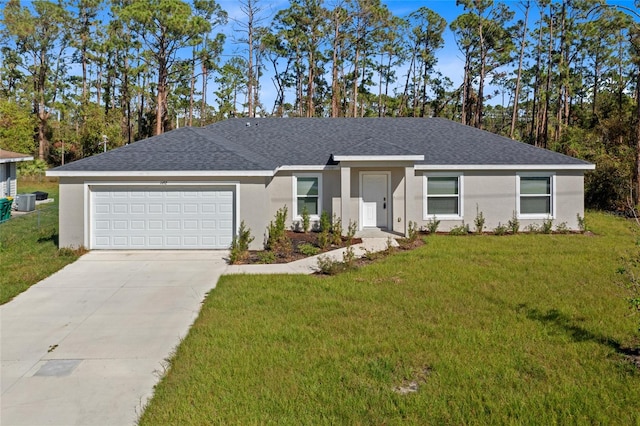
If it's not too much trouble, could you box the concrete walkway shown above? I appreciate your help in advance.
[0,238,394,426]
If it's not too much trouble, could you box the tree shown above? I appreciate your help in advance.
[0,99,35,154]
[214,57,247,119]
[273,0,329,117]
[401,7,446,117]
[120,0,220,135]
[509,1,530,139]
[2,0,70,161]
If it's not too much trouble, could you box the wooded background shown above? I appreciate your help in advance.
[1,0,639,211]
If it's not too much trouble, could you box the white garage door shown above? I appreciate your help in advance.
[91,186,235,249]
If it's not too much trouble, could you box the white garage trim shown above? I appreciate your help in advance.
[84,181,240,249]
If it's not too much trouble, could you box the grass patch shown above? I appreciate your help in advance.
[139,212,640,424]
[0,178,83,304]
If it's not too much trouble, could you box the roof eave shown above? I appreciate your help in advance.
[46,169,275,177]
[333,155,424,162]
[415,164,595,171]
[0,155,34,164]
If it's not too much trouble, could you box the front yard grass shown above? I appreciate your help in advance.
[139,211,640,425]
[0,178,82,305]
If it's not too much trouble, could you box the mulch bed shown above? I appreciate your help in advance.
[240,230,428,265]
[242,230,363,264]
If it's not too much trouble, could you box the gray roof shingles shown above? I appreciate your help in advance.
[51,118,592,172]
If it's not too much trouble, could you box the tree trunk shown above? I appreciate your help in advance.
[189,49,195,127]
[351,45,360,118]
[201,60,208,125]
[331,11,341,118]
[306,48,315,117]
[510,1,529,139]
[636,65,640,205]
[530,17,544,144]
[475,20,486,129]
[155,59,168,135]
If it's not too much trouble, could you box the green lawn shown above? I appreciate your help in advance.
[0,178,82,304]
[139,212,640,425]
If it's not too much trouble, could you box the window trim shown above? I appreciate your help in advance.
[516,172,555,219]
[423,172,464,220]
[292,173,322,219]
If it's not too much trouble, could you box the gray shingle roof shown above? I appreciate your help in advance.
[50,118,592,173]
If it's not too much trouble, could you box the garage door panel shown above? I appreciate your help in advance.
[183,203,199,214]
[113,220,128,230]
[148,203,163,214]
[130,236,145,245]
[130,203,145,214]
[130,220,145,230]
[148,220,163,230]
[91,187,234,249]
[165,203,181,214]
[113,204,128,214]
[95,204,110,214]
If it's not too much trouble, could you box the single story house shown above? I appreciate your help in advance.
[1,149,34,198]
[47,118,595,250]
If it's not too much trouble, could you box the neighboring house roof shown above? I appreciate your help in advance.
[0,149,34,164]
[48,118,594,176]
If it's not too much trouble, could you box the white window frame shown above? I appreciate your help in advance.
[423,172,464,220]
[516,172,555,219]
[293,173,322,220]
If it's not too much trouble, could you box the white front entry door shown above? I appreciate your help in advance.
[361,173,389,228]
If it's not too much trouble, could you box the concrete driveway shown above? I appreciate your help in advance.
[1,251,228,426]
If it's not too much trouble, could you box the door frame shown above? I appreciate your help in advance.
[359,171,391,230]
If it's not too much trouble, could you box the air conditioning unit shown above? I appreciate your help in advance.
[16,193,36,212]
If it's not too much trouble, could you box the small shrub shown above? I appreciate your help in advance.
[346,220,358,245]
[298,243,320,256]
[525,223,540,233]
[301,205,311,233]
[266,206,288,250]
[474,205,485,234]
[342,246,356,266]
[316,255,342,275]
[449,223,470,236]
[617,256,640,333]
[229,221,254,264]
[541,217,554,234]
[493,223,508,236]
[319,210,331,233]
[555,222,570,234]
[426,215,440,234]
[507,211,520,234]
[384,236,396,255]
[362,248,383,261]
[317,229,331,250]
[407,221,419,242]
[331,215,343,246]
[257,251,276,264]
[577,213,587,232]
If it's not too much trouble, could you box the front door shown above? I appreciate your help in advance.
[361,173,389,228]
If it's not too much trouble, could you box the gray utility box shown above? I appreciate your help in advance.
[16,193,36,212]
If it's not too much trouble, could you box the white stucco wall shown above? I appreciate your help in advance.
[56,168,587,250]
[411,169,586,232]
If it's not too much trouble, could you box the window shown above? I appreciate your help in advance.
[294,174,321,217]
[518,174,554,217]
[424,174,462,218]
